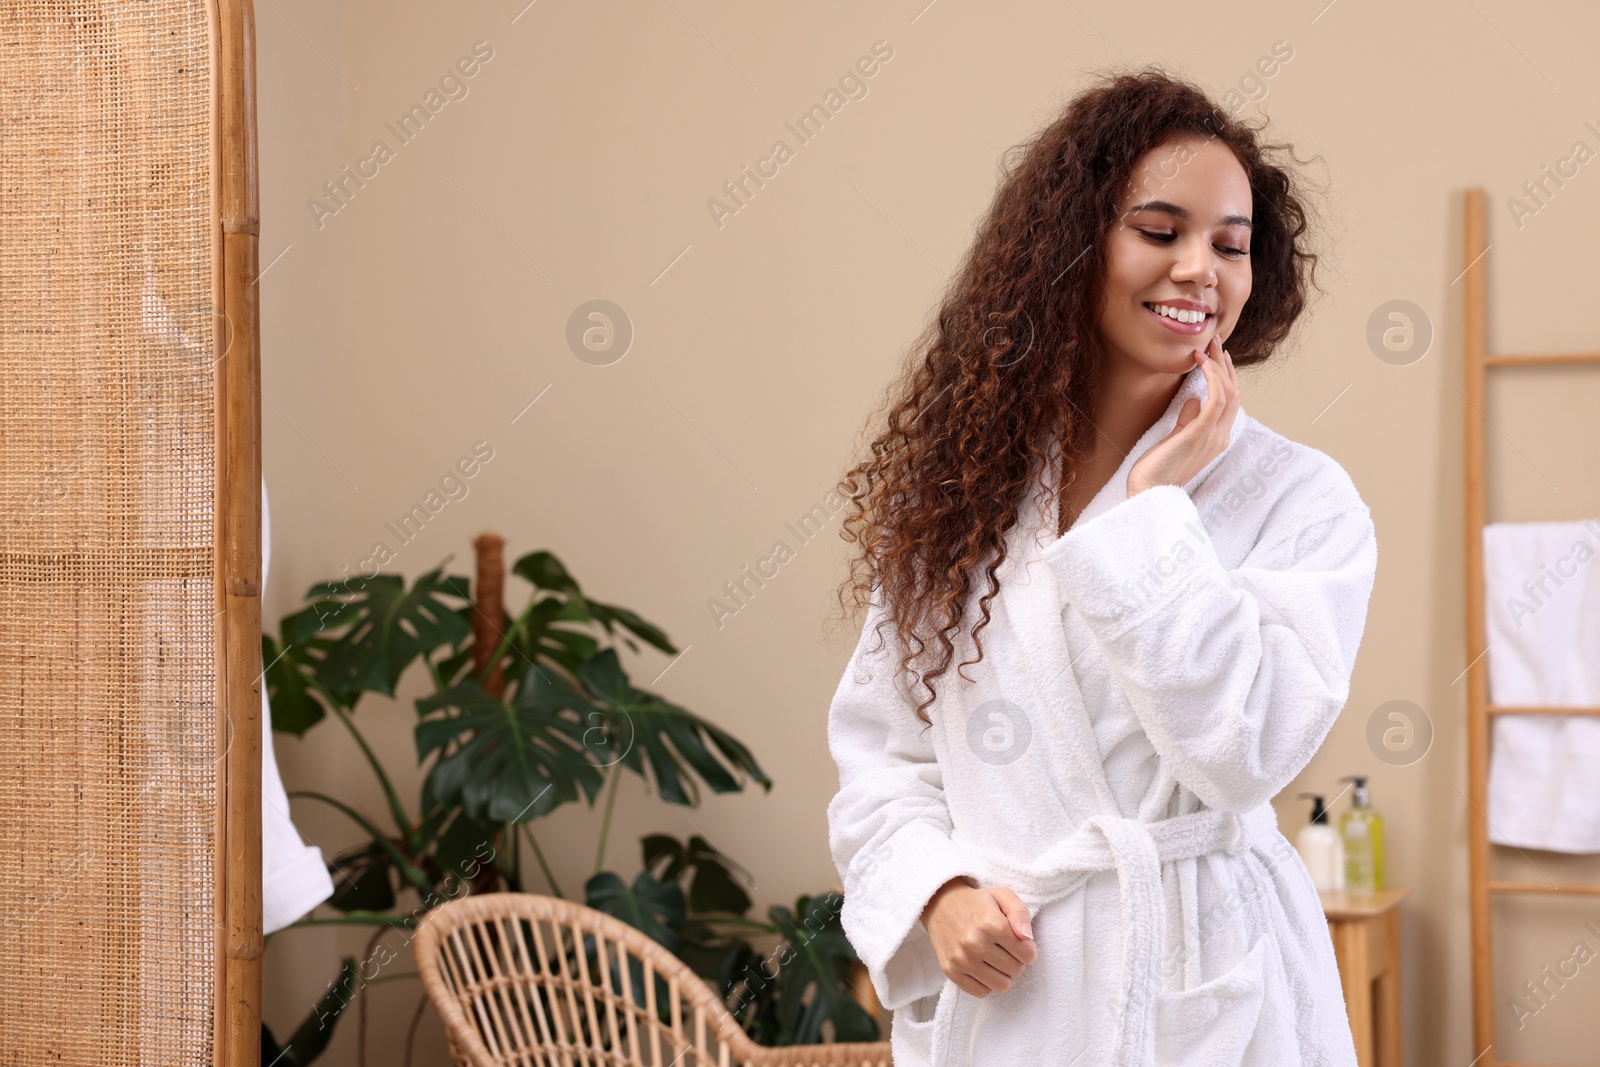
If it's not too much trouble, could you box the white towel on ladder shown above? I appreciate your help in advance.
[261,478,337,933]
[1483,518,1600,853]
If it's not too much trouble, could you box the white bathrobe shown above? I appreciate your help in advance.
[261,479,338,934]
[827,366,1377,1067]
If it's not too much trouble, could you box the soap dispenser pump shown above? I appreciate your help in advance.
[1337,774,1386,893]
[1295,793,1345,892]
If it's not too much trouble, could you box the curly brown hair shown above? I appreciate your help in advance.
[833,65,1326,726]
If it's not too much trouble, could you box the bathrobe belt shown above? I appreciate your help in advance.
[932,804,1280,1067]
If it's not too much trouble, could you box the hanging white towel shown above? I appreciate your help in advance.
[1483,518,1600,854]
[261,478,338,933]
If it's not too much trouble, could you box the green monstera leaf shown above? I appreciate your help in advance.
[642,833,753,916]
[578,649,771,806]
[460,552,678,688]
[428,602,483,690]
[769,894,878,1045]
[505,594,605,680]
[262,600,360,736]
[584,868,686,953]
[324,839,396,914]
[583,869,686,1029]
[427,807,501,890]
[415,666,606,824]
[308,566,472,698]
[716,939,781,1042]
[512,551,676,658]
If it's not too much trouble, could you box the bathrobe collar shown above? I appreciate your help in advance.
[1001,364,1246,581]
[994,365,1247,815]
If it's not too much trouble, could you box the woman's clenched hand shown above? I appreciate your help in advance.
[919,877,1038,997]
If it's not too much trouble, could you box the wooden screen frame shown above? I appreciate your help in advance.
[212,2,263,1064]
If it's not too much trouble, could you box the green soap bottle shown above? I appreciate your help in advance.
[1337,774,1385,893]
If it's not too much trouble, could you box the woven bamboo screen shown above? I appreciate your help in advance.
[0,2,262,1064]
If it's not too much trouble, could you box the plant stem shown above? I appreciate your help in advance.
[505,820,521,892]
[280,915,417,930]
[281,915,419,927]
[595,765,623,875]
[356,971,418,986]
[330,703,415,846]
[357,926,387,1067]
[522,822,564,899]
[694,916,780,934]
[404,993,428,1067]
[286,791,432,895]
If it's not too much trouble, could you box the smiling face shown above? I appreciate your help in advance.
[1097,134,1253,374]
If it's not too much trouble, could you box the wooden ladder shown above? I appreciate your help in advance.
[1461,186,1600,1067]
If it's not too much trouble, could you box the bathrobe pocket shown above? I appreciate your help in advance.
[891,981,947,1065]
[1153,933,1269,1066]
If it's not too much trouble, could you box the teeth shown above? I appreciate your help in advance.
[1149,303,1208,324]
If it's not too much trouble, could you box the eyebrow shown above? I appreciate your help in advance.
[1126,199,1253,230]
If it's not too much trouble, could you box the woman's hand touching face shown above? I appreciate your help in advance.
[1127,333,1240,495]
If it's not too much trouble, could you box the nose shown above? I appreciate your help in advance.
[1170,234,1217,289]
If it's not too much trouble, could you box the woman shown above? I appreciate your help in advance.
[825,68,1376,1067]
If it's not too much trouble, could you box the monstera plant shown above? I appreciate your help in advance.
[259,546,877,1064]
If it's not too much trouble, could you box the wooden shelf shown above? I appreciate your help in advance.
[1320,886,1411,919]
[1322,886,1409,1067]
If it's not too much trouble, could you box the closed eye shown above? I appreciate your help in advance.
[1139,230,1248,257]
[1139,231,1249,257]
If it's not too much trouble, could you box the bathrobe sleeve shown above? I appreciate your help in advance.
[826,586,982,1010]
[1040,481,1377,814]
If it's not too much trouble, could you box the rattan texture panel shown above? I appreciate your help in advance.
[0,2,218,1062]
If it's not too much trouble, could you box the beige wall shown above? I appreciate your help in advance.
[255,1,1600,1063]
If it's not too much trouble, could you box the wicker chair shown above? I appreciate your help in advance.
[413,893,893,1067]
